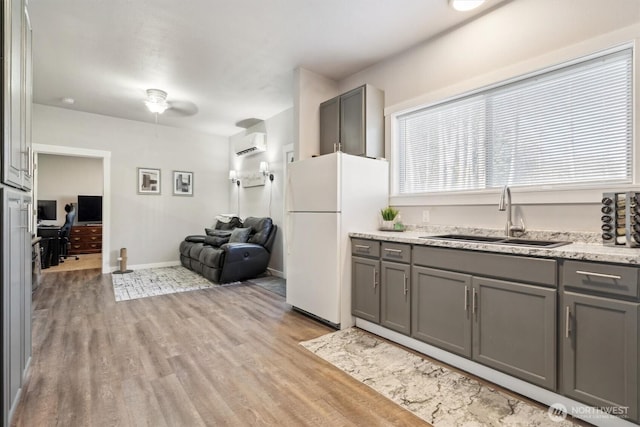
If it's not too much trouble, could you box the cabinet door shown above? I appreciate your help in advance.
[562,292,638,421]
[351,256,380,323]
[472,277,556,390]
[412,266,472,357]
[20,5,32,191]
[3,189,24,419]
[381,261,410,335]
[340,86,365,156]
[3,0,24,189]
[319,96,339,155]
[20,194,31,373]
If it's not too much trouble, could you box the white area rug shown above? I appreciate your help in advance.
[301,328,579,426]
[111,266,237,301]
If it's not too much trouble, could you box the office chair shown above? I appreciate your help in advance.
[59,205,79,262]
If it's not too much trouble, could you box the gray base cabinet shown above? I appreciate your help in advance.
[472,277,556,390]
[560,259,640,422]
[412,266,472,357]
[352,256,380,323]
[561,291,638,421]
[352,238,640,423]
[319,84,384,158]
[411,267,556,389]
[381,261,410,335]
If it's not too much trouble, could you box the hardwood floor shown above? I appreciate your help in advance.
[12,269,428,426]
[41,253,102,273]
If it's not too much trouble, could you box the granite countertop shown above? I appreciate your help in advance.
[350,226,640,265]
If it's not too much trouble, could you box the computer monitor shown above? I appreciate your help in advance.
[37,200,57,221]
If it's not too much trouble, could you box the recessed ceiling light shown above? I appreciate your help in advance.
[61,97,75,105]
[449,0,485,12]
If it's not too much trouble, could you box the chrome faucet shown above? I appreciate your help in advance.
[498,185,525,237]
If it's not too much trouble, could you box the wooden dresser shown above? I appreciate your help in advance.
[69,224,102,255]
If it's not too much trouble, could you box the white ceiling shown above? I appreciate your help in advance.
[29,0,507,137]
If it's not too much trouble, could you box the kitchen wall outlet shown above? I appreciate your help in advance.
[422,210,430,223]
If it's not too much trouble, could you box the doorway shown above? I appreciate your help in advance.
[33,144,111,274]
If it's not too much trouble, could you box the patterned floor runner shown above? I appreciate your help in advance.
[301,328,581,426]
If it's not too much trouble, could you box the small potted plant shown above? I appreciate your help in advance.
[380,206,399,230]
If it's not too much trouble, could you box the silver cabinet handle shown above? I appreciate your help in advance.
[565,306,571,338]
[403,273,408,295]
[384,248,402,253]
[464,286,469,311]
[355,244,370,249]
[472,288,477,315]
[333,143,337,153]
[575,270,621,280]
[373,269,378,289]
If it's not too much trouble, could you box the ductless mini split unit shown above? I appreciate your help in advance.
[234,132,266,157]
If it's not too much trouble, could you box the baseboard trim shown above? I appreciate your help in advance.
[267,267,285,278]
[120,260,181,272]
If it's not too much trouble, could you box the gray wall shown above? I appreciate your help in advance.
[33,104,230,269]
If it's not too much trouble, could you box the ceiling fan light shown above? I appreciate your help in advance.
[449,0,485,12]
[145,88,169,114]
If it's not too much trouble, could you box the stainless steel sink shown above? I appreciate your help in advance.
[420,234,571,248]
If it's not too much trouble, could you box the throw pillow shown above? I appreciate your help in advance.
[228,227,251,243]
[204,235,229,247]
[205,229,232,237]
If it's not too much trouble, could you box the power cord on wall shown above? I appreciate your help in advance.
[268,173,274,217]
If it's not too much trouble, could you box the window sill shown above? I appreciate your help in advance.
[390,184,640,207]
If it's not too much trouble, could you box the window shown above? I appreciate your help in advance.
[396,47,633,195]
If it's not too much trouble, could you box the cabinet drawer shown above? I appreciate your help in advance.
[71,226,102,236]
[352,239,380,258]
[71,235,102,243]
[413,246,556,287]
[381,242,410,264]
[562,260,639,300]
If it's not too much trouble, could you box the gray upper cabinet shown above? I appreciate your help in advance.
[472,277,556,390]
[319,96,340,156]
[2,0,32,191]
[561,291,639,422]
[319,84,384,158]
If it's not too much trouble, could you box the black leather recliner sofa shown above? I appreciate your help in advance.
[179,217,277,283]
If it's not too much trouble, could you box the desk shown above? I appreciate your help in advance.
[37,226,60,268]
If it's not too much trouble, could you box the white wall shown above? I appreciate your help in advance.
[229,108,292,275]
[36,154,103,224]
[293,67,338,161]
[33,104,230,268]
[330,0,640,232]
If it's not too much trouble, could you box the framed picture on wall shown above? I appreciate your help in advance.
[137,167,161,195]
[173,170,193,196]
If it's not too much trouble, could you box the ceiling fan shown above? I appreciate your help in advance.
[144,88,198,118]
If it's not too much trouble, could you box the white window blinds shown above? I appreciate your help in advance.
[397,48,633,195]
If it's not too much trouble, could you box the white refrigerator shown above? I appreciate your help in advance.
[285,152,389,328]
